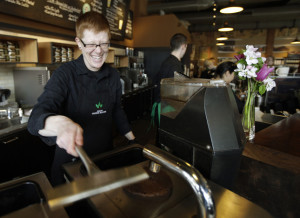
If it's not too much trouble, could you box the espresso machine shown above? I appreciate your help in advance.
[158,78,246,189]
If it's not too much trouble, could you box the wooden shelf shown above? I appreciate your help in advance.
[120,56,130,67]
[38,42,80,64]
[106,48,132,68]
[106,47,144,69]
[0,35,38,63]
[106,50,115,64]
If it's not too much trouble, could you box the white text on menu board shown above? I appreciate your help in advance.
[46,0,81,13]
[4,0,35,8]
[91,0,103,14]
[45,0,81,22]
[106,0,125,37]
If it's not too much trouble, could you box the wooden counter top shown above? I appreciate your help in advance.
[254,113,300,157]
[242,113,300,174]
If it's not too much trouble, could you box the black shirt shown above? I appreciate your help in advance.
[154,54,184,102]
[27,55,131,185]
[159,54,184,79]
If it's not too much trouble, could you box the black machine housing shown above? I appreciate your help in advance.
[158,79,246,189]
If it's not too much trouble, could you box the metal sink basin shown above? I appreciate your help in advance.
[0,117,28,137]
[0,181,45,216]
[79,146,146,176]
[0,172,68,218]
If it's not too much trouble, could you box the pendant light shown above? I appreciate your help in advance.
[291,36,300,44]
[290,21,300,44]
[216,42,225,46]
[216,34,228,41]
[220,0,244,14]
[218,22,234,32]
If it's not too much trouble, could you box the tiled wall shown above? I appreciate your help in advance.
[0,66,15,102]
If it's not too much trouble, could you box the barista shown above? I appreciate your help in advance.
[151,33,188,145]
[153,33,188,103]
[27,12,135,186]
[212,61,244,113]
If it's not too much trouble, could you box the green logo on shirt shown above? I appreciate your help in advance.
[96,101,103,109]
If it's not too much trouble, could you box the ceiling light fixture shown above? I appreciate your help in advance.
[212,2,217,29]
[216,34,228,41]
[216,42,225,46]
[291,36,300,45]
[218,22,234,32]
[220,0,244,14]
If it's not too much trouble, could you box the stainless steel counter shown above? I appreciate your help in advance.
[0,172,68,218]
[64,160,272,218]
[0,117,27,138]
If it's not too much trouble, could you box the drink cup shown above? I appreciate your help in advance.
[276,67,289,77]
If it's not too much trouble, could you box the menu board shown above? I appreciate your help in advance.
[0,0,130,40]
[105,0,129,40]
[125,10,133,39]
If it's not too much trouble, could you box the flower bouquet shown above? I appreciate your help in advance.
[234,45,276,141]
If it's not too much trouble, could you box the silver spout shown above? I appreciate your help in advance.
[143,144,215,218]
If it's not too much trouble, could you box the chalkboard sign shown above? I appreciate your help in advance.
[125,10,133,39]
[0,0,130,40]
[105,0,130,40]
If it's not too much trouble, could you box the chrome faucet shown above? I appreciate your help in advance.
[55,143,215,217]
[143,144,215,218]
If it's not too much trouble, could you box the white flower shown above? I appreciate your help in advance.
[235,63,258,79]
[235,45,276,95]
[263,78,276,91]
[245,55,259,65]
[245,66,258,78]
[238,71,246,77]
[256,52,262,58]
[235,63,247,78]
[245,45,258,53]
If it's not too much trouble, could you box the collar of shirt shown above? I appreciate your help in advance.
[75,55,110,81]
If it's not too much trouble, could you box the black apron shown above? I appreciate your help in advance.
[51,71,115,186]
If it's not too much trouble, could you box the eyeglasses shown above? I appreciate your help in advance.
[79,38,110,51]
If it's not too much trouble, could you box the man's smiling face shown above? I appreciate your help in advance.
[77,29,110,72]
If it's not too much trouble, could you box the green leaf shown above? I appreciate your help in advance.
[258,57,264,65]
[238,59,247,65]
[237,49,245,54]
[259,85,266,95]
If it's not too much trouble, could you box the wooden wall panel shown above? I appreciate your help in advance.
[133,14,191,48]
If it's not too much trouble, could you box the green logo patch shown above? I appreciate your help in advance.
[96,102,103,109]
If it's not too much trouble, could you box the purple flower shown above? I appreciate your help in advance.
[256,64,274,81]
[234,54,245,61]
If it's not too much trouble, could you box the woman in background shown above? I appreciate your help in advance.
[212,61,244,113]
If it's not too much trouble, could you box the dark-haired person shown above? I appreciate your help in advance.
[158,33,188,80]
[153,33,188,103]
[28,12,135,186]
[151,33,188,144]
[212,61,244,113]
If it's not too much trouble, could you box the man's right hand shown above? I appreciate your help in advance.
[38,115,84,157]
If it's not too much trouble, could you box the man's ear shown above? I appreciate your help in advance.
[75,37,82,49]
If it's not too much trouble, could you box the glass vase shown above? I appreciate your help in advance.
[242,89,256,142]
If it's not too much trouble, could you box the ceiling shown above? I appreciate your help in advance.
[146,0,300,33]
